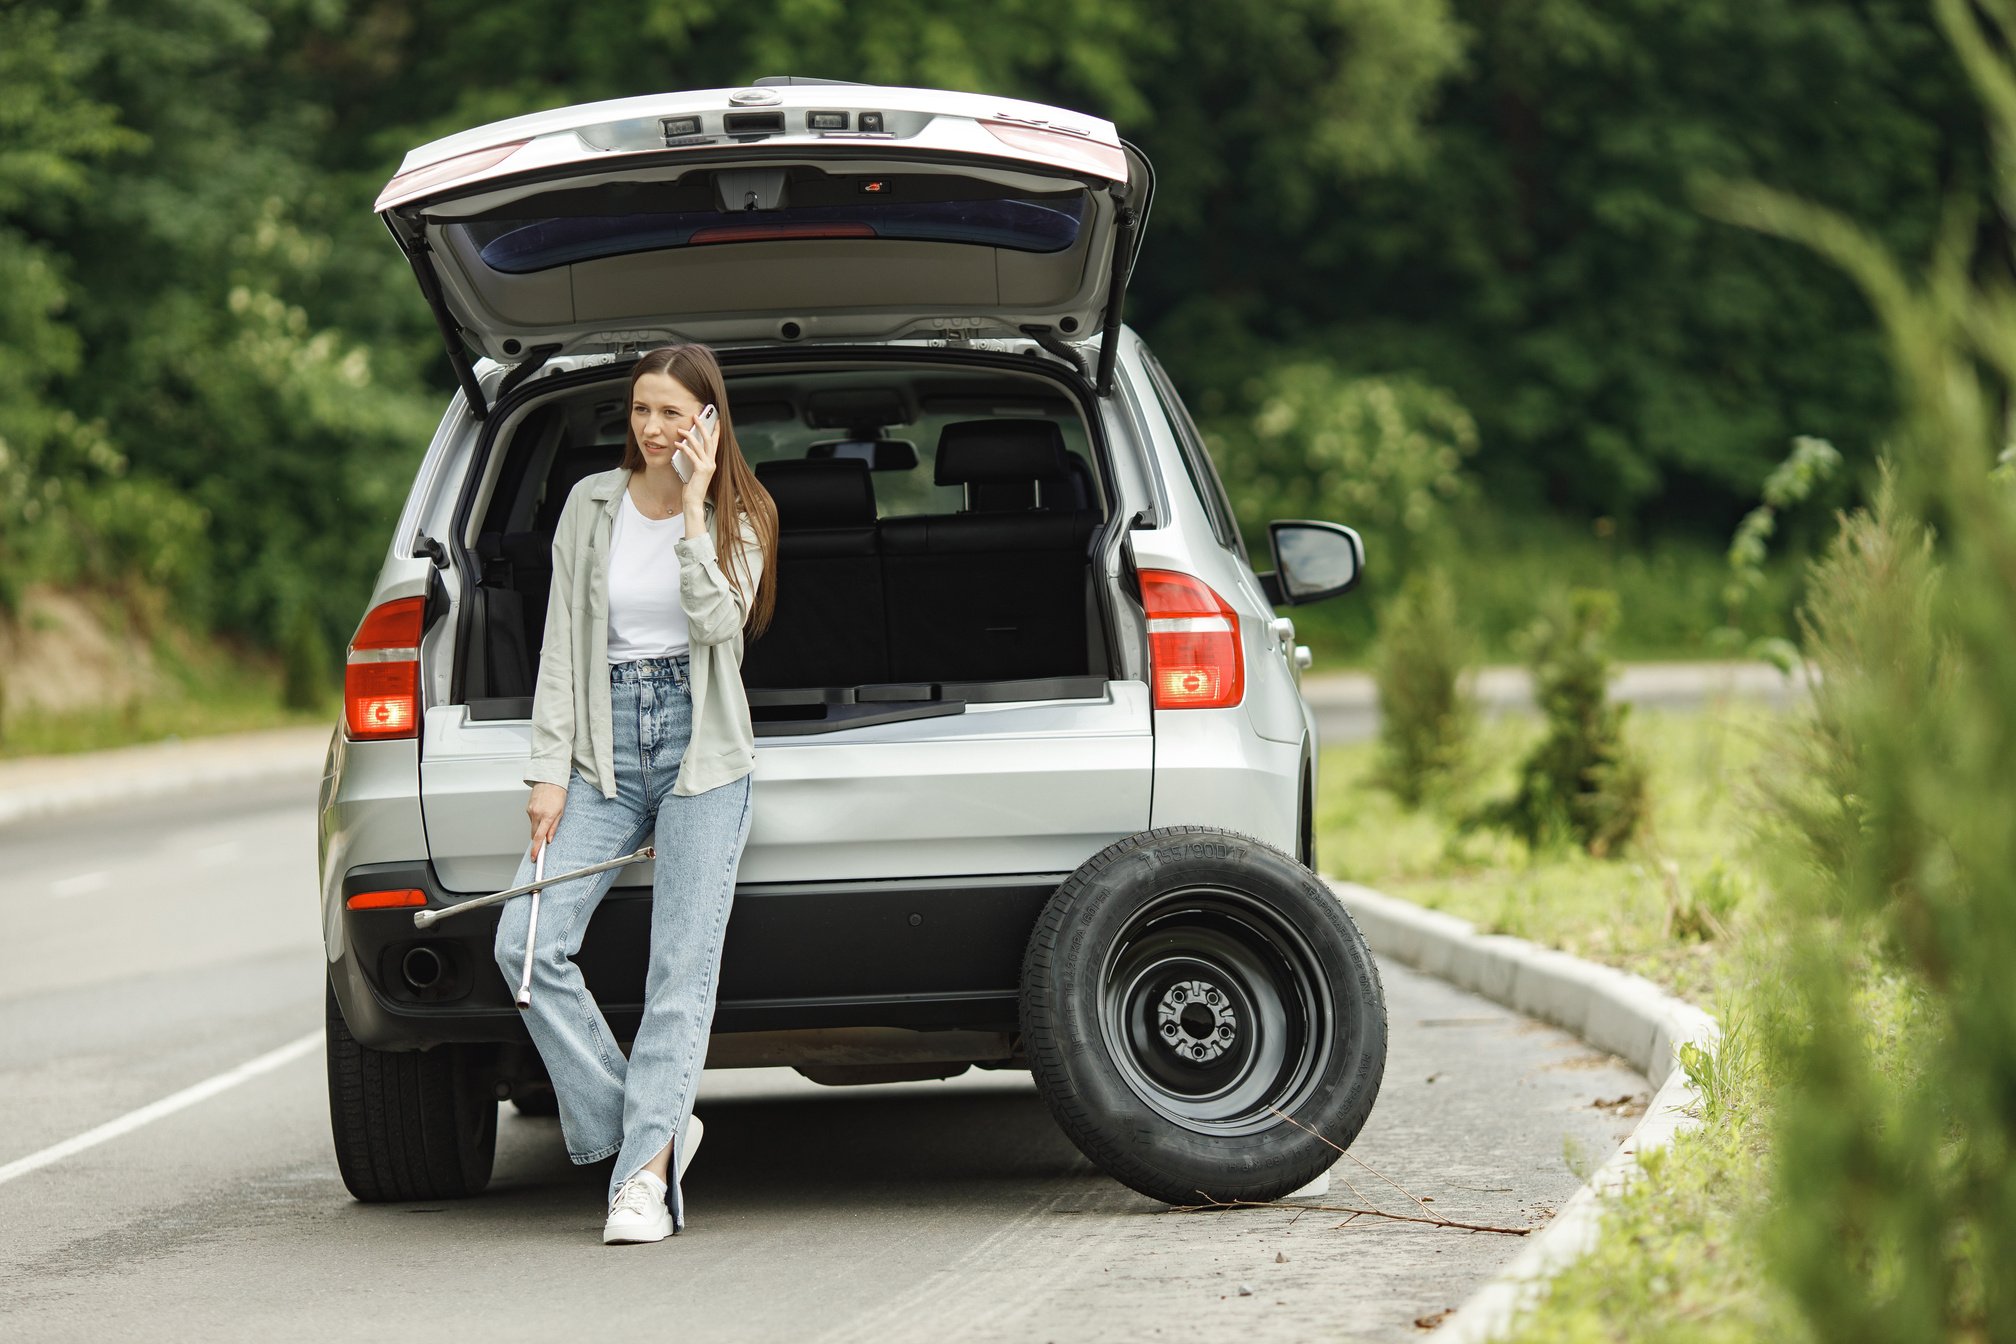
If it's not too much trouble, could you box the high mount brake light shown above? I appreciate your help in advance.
[1139,570,1243,710]
[345,597,425,740]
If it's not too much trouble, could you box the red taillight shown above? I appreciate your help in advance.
[345,597,425,740]
[1139,570,1244,710]
[346,889,426,910]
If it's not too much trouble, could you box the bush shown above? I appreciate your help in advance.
[1713,2,2016,1333]
[1208,362,1478,574]
[1718,434,1844,666]
[1761,466,1942,891]
[1371,567,1475,807]
[1486,589,1648,856]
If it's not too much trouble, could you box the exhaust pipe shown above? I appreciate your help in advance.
[401,946,445,992]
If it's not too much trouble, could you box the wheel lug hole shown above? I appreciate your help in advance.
[1155,979,1237,1064]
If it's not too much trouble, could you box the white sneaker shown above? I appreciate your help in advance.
[600,1118,705,1245]
[677,1115,705,1181]
[603,1171,672,1245]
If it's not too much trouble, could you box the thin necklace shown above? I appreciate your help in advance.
[632,483,680,519]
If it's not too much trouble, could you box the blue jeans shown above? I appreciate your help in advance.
[493,654,753,1230]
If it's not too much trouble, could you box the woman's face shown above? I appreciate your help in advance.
[630,370,704,468]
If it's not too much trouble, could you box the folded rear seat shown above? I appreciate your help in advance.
[743,458,889,688]
[880,420,1099,684]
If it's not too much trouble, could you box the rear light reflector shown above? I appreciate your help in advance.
[346,889,427,910]
[345,596,425,740]
[1139,570,1244,710]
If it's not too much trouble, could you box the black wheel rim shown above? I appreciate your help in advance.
[1097,886,1333,1135]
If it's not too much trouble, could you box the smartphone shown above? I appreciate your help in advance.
[672,404,718,483]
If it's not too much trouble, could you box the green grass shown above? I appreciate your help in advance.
[0,630,335,759]
[1315,705,1804,1338]
[1320,706,1781,1002]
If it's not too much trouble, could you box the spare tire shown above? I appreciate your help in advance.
[1021,827,1386,1205]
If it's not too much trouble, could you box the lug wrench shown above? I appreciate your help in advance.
[410,846,656,1008]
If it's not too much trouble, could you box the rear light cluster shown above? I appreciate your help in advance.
[345,597,425,740]
[1139,570,1243,710]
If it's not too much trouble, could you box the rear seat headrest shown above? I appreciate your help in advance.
[934,420,1069,486]
[755,458,878,529]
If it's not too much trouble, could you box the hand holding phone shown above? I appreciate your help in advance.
[672,404,718,483]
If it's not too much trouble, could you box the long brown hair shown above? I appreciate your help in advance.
[622,344,778,637]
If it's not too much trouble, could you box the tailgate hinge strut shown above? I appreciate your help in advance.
[1093,189,1140,398]
[391,218,490,419]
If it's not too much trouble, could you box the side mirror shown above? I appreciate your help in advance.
[1260,520,1365,606]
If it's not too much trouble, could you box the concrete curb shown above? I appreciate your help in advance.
[1327,880,1719,1343]
[0,724,332,830]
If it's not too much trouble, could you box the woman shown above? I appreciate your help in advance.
[493,343,778,1244]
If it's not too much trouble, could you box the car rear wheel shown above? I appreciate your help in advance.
[326,979,496,1201]
[1021,827,1386,1205]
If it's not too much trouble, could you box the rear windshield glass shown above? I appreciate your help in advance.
[734,409,1096,519]
[452,172,1087,274]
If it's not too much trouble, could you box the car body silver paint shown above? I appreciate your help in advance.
[320,317,1331,1061]
[317,735,428,962]
[326,329,1318,878]
[417,683,1153,891]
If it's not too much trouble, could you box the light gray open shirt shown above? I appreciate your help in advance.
[525,467,765,798]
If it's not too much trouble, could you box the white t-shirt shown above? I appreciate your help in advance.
[605,489,690,662]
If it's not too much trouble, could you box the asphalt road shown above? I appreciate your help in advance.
[0,779,1645,1342]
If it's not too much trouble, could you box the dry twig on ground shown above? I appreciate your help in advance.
[1169,1106,1536,1236]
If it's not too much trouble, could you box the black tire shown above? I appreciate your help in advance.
[325,979,497,1201]
[1021,827,1386,1206]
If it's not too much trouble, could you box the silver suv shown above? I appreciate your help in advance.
[320,78,1387,1209]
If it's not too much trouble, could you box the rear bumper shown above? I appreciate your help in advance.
[328,861,1058,1051]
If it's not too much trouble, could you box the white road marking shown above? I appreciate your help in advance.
[0,1030,320,1188]
[51,871,110,899]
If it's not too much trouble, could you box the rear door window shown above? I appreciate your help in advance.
[1142,355,1247,563]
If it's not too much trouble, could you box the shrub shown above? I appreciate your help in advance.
[1718,434,1844,667]
[1710,1,2016,1333]
[1760,466,1942,891]
[1486,589,1648,856]
[1371,567,1475,807]
[280,604,334,712]
[1208,362,1478,573]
